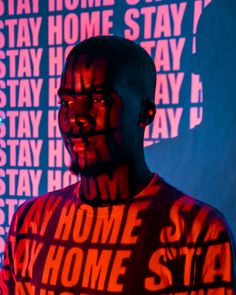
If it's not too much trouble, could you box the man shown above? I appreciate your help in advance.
[0,36,235,294]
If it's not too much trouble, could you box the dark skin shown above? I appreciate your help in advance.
[58,53,156,205]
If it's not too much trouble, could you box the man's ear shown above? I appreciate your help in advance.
[138,99,156,128]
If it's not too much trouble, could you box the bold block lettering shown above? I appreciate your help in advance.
[82,249,112,290]
[107,250,131,291]
[54,201,75,240]
[42,245,64,285]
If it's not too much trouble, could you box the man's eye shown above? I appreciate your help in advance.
[92,97,106,104]
[58,100,74,106]
[94,99,105,104]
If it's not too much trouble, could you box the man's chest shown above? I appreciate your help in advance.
[12,214,193,295]
[13,236,184,295]
[10,196,207,294]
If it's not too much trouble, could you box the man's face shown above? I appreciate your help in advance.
[58,53,135,175]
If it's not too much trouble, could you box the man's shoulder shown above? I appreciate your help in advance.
[153,176,232,240]
[163,177,227,217]
[18,181,78,209]
[10,182,80,231]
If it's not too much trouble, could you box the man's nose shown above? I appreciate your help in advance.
[69,115,91,128]
[68,99,89,119]
[68,101,94,131]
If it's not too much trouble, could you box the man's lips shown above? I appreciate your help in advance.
[64,127,121,152]
[70,137,97,143]
[67,137,98,152]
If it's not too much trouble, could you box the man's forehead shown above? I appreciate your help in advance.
[60,53,111,93]
[67,53,109,68]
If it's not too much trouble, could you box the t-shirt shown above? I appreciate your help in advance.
[0,174,235,294]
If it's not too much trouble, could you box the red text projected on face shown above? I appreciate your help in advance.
[57,52,128,183]
[47,2,116,191]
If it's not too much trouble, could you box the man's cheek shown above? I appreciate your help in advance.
[59,108,71,133]
[109,106,122,129]
[92,99,122,131]
[93,106,107,131]
[113,130,122,146]
[92,135,112,161]
[109,93,123,128]
[62,135,71,155]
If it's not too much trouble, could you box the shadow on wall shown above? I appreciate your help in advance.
[145,0,236,239]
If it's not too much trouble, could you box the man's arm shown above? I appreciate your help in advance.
[0,212,17,294]
[191,213,236,294]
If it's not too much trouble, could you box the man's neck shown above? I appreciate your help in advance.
[79,164,153,206]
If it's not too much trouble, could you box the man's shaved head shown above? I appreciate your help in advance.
[65,35,156,102]
[59,36,156,176]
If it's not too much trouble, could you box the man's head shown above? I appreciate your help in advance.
[58,36,156,175]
